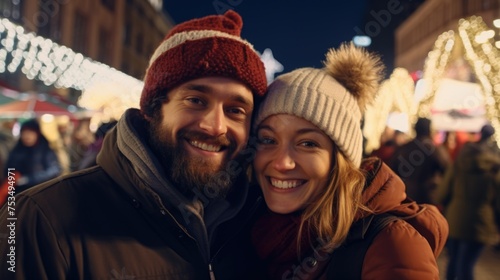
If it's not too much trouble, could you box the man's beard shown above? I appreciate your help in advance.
[148,117,239,199]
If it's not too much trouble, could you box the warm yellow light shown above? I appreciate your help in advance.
[493,19,500,28]
[363,67,415,152]
[484,30,495,39]
[475,33,488,44]
[41,114,55,122]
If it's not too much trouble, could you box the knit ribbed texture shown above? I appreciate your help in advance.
[254,68,363,167]
[140,10,267,115]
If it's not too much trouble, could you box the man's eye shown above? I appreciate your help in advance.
[186,97,204,105]
[226,107,246,115]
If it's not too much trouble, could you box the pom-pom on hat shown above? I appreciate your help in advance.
[254,43,384,167]
[140,10,267,116]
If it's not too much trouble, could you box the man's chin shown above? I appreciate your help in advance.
[188,157,224,174]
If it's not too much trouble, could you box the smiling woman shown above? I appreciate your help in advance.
[254,115,334,214]
[250,43,448,280]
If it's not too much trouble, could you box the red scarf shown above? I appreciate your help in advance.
[251,210,315,279]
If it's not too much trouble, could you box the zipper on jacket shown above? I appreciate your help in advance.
[208,196,264,274]
[146,188,195,240]
[208,263,216,280]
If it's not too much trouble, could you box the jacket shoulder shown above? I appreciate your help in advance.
[326,213,401,279]
[17,166,113,199]
[362,219,440,279]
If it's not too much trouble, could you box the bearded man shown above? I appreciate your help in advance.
[0,10,267,280]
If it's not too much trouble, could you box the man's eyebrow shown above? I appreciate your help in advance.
[184,84,253,108]
[232,94,253,108]
[185,84,211,93]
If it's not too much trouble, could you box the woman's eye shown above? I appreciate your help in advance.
[300,141,318,148]
[257,137,275,145]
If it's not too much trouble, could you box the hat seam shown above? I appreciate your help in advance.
[148,30,258,66]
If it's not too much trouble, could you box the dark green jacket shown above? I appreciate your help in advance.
[436,140,500,244]
[0,109,264,279]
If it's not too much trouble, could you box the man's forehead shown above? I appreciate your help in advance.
[178,78,254,106]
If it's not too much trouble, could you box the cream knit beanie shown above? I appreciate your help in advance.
[254,43,384,167]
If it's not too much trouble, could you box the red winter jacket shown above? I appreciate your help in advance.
[357,158,448,279]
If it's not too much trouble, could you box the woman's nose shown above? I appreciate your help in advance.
[272,147,296,171]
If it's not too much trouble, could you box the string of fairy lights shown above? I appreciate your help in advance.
[363,68,415,153]
[458,16,500,145]
[0,17,143,118]
[416,30,455,119]
[363,31,455,152]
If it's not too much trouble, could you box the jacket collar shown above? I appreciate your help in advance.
[97,108,252,262]
[360,157,407,214]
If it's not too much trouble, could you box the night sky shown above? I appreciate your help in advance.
[162,1,426,78]
[162,0,370,74]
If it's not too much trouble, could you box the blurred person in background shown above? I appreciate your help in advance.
[439,130,458,162]
[4,119,61,194]
[389,118,451,204]
[436,123,500,280]
[370,128,408,164]
[0,120,16,207]
[77,120,117,170]
[68,118,94,171]
[0,120,15,183]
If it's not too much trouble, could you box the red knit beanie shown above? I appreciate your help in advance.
[140,10,267,116]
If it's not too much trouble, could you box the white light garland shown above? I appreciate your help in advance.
[0,17,144,121]
[363,68,416,153]
[0,17,143,107]
[458,16,500,145]
[417,30,455,120]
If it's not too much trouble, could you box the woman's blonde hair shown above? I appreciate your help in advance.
[297,148,372,253]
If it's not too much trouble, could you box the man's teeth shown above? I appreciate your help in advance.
[270,178,303,189]
[190,140,221,152]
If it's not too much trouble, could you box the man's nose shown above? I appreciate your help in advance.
[199,105,228,136]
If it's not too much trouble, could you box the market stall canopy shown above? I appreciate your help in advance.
[0,92,15,105]
[0,92,84,119]
[0,85,19,105]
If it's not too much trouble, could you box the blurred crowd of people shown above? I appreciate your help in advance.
[369,118,500,279]
[0,118,117,206]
